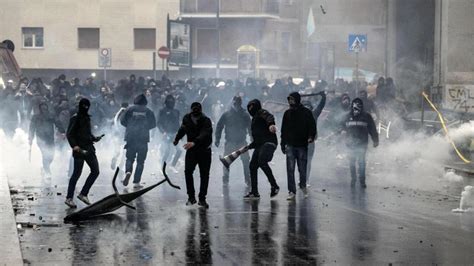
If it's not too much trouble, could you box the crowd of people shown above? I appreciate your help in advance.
[0,73,397,209]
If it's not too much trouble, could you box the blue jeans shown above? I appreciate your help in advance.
[349,146,367,184]
[286,145,308,193]
[306,142,315,184]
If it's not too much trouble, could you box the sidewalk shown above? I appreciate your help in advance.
[0,168,24,266]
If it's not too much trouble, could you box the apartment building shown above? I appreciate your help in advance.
[0,0,179,80]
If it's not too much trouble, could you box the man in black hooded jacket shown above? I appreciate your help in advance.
[244,99,280,200]
[215,96,251,187]
[65,98,103,208]
[158,95,182,167]
[343,98,379,188]
[174,102,213,209]
[120,94,157,187]
[281,92,316,200]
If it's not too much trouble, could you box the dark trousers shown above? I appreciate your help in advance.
[67,152,100,199]
[184,148,211,201]
[306,142,315,183]
[349,146,367,184]
[286,145,308,193]
[223,141,250,185]
[249,142,278,195]
[125,142,148,183]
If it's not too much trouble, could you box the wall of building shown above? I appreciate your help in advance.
[303,0,389,80]
[0,0,179,73]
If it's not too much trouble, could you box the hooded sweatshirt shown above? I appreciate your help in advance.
[343,98,379,148]
[281,92,317,148]
[120,94,156,143]
[247,99,277,149]
[67,98,96,149]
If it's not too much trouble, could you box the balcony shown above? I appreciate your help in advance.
[180,0,280,19]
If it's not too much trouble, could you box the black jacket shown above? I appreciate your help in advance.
[120,105,156,143]
[281,104,316,148]
[157,107,180,135]
[215,106,251,144]
[343,99,379,148]
[66,113,96,149]
[175,113,213,150]
[248,109,277,149]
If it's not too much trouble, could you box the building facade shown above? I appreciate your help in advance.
[0,0,179,80]
[179,0,303,80]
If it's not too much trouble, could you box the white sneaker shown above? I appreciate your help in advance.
[287,192,296,201]
[77,194,91,205]
[123,172,132,186]
[133,183,143,189]
[65,198,77,208]
[301,187,309,198]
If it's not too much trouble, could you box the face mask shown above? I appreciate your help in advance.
[352,103,362,116]
[287,97,297,107]
[247,105,257,116]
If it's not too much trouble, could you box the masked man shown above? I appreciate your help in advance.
[174,102,213,209]
[65,98,103,208]
[158,95,182,169]
[244,99,280,200]
[120,94,157,188]
[215,96,251,187]
[281,92,316,200]
[343,98,379,188]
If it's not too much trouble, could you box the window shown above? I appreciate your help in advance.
[78,28,100,49]
[22,27,43,48]
[134,28,156,50]
[281,32,292,53]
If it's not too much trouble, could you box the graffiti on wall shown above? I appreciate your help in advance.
[445,85,474,112]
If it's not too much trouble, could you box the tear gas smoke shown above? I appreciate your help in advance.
[452,186,474,213]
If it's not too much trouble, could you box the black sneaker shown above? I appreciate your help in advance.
[270,186,280,198]
[243,192,260,200]
[360,182,367,189]
[198,200,209,209]
[186,198,197,206]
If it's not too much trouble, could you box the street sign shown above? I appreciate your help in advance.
[158,46,170,59]
[99,48,112,67]
[348,34,367,53]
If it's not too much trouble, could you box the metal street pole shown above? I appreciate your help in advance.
[104,66,107,81]
[355,51,359,95]
[153,52,157,80]
[216,0,221,78]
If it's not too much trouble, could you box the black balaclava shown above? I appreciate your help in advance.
[340,93,351,110]
[288,92,301,108]
[190,102,202,117]
[165,95,176,109]
[78,98,91,115]
[134,94,148,106]
[232,96,242,110]
[351,98,364,117]
[247,99,262,117]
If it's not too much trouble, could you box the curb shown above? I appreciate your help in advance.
[0,172,24,266]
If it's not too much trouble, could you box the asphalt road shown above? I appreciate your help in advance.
[8,142,474,265]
